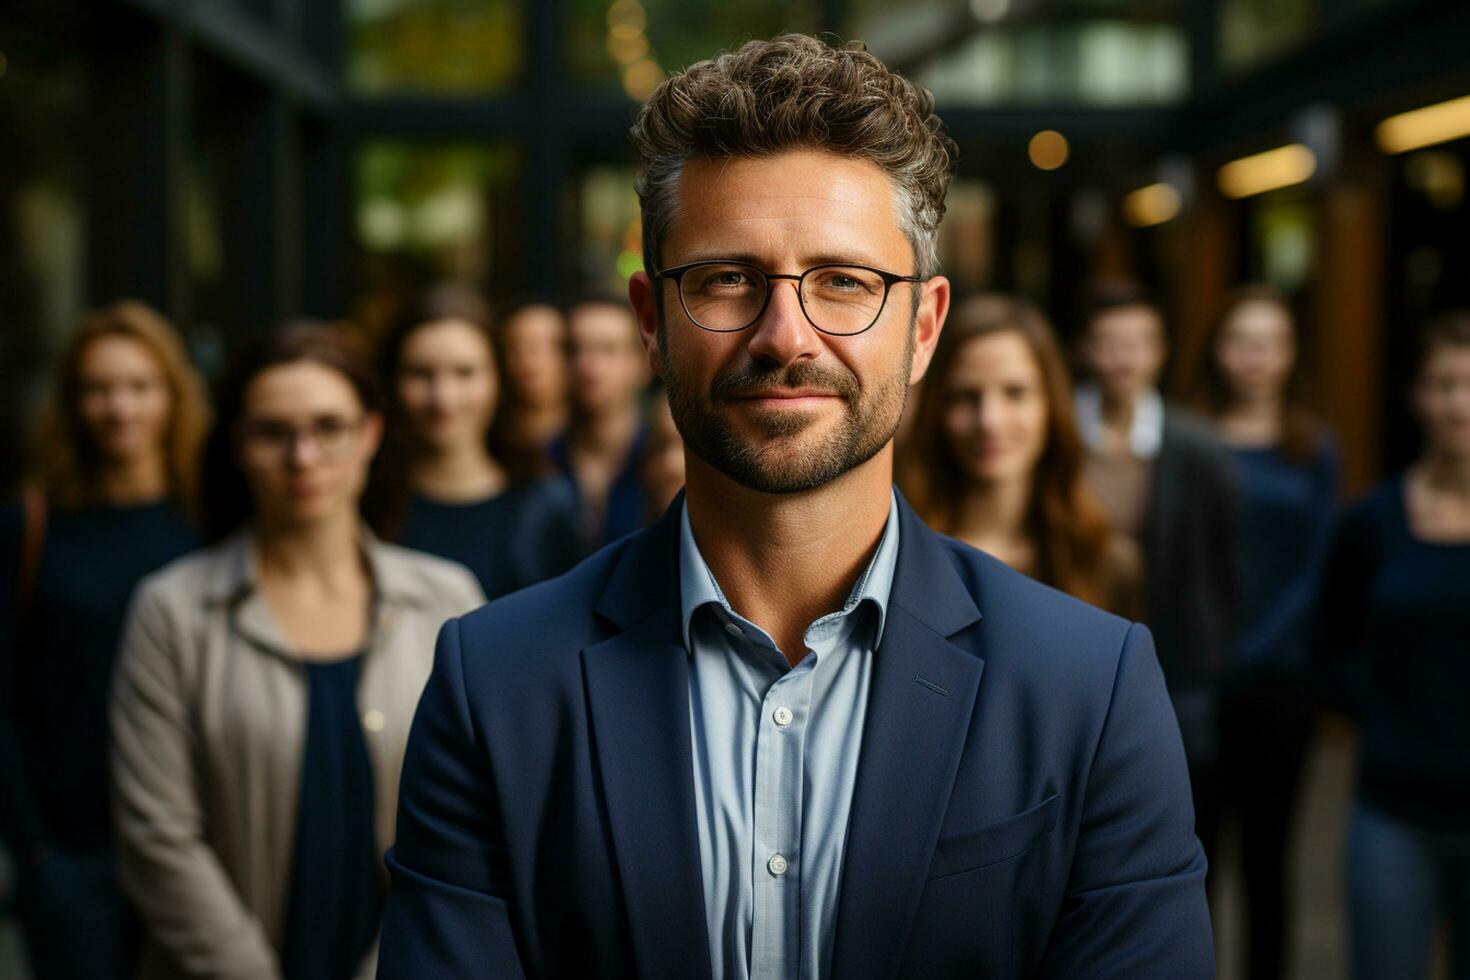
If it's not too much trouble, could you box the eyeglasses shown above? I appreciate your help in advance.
[656,260,923,337]
[238,415,364,462]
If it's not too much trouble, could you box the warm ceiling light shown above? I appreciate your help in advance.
[1216,144,1317,199]
[1376,94,1470,154]
[606,0,647,39]
[1028,130,1069,171]
[1123,183,1182,227]
[622,58,664,102]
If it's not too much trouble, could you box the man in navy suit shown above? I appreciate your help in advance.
[379,34,1213,979]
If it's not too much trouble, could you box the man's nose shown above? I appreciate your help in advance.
[744,279,818,367]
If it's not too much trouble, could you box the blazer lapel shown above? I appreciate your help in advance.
[581,500,714,980]
[831,499,987,979]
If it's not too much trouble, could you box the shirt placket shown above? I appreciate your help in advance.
[749,653,815,980]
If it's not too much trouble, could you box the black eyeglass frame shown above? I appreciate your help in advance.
[655,260,924,336]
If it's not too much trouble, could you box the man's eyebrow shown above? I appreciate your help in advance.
[667,251,890,270]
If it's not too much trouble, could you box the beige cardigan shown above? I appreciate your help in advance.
[110,529,484,980]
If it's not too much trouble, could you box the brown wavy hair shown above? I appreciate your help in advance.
[629,33,957,279]
[35,300,210,514]
[1197,285,1322,462]
[900,295,1116,606]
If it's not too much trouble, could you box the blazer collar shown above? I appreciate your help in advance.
[594,487,981,641]
[586,487,988,979]
[200,525,435,608]
[200,525,440,657]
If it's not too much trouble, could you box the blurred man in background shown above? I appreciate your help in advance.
[551,296,652,550]
[1075,283,1241,872]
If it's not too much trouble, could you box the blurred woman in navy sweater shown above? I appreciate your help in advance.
[0,301,209,979]
[381,284,581,598]
[1197,286,1338,979]
[1318,311,1470,979]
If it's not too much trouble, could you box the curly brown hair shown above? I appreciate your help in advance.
[629,34,956,280]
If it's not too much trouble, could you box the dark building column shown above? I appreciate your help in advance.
[1315,176,1388,494]
[86,11,190,323]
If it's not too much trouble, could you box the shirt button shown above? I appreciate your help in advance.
[773,706,794,727]
[768,853,789,876]
[724,622,742,638]
[363,709,386,733]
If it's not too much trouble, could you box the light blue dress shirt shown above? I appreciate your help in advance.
[679,492,900,980]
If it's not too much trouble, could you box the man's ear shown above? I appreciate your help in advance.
[908,275,951,387]
[629,271,664,378]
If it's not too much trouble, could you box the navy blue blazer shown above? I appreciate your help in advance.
[379,493,1213,978]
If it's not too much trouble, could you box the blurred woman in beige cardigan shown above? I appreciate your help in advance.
[110,323,483,980]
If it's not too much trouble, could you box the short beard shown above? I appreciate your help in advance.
[659,321,914,495]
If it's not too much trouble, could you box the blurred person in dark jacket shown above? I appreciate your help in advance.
[381,284,581,599]
[0,300,208,980]
[901,293,1142,618]
[640,381,686,522]
[493,298,569,460]
[110,323,482,980]
[1317,311,1470,980]
[1197,285,1339,980]
[1074,282,1241,866]
[550,296,653,550]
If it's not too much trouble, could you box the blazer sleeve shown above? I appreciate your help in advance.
[109,582,282,980]
[1037,623,1215,979]
[377,616,528,979]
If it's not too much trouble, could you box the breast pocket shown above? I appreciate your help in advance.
[925,793,1060,881]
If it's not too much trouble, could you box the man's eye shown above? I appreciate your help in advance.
[703,272,750,289]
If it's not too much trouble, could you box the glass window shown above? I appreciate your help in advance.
[910,22,1188,106]
[575,165,644,293]
[348,0,522,94]
[0,48,86,491]
[1218,0,1317,72]
[935,180,998,292]
[1248,191,1316,294]
[568,0,823,97]
[353,141,521,331]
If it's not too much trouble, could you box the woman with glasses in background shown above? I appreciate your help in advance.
[1318,311,1470,980]
[1197,286,1338,980]
[382,284,582,598]
[110,323,482,980]
[0,300,208,980]
[900,294,1142,617]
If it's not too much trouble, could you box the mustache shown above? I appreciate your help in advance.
[709,361,861,402]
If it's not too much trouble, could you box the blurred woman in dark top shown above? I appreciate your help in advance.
[493,298,570,460]
[382,285,582,597]
[900,294,1142,617]
[111,323,482,980]
[1198,285,1338,980]
[1318,311,1470,980]
[0,300,208,980]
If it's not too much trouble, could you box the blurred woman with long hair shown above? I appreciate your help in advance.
[381,284,581,598]
[110,322,482,979]
[1318,312,1470,980]
[901,294,1141,616]
[1197,285,1338,980]
[0,300,208,980]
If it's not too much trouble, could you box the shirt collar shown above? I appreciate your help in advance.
[678,490,901,654]
[1075,383,1165,459]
